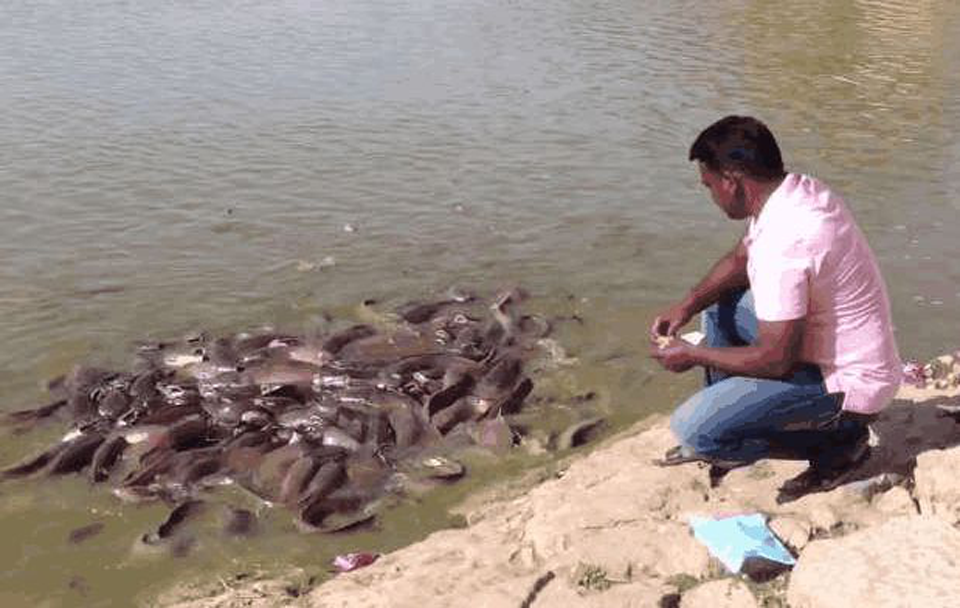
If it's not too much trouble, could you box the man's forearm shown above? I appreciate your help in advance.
[689,344,792,379]
[679,242,749,316]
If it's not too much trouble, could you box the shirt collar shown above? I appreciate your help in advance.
[748,173,797,239]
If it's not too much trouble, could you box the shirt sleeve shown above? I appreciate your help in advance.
[748,252,811,322]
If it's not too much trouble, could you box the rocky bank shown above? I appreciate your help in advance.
[159,370,960,608]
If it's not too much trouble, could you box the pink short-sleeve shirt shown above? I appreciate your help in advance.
[742,173,902,414]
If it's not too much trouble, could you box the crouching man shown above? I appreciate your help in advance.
[650,115,902,503]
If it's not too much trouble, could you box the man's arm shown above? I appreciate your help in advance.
[681,239,750,316]
[653,316,804,379]
[650,239,750,337]
[691,316,804,378]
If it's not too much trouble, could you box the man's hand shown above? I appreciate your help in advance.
[650,302,693,340]
[650,336,698,373]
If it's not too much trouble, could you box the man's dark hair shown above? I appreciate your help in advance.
[688,116,786,181]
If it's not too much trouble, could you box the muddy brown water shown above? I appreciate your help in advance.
[2,0,959,605]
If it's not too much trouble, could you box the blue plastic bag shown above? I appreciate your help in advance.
[688,513,795,574]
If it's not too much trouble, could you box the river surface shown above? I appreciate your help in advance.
[2,0,959,605]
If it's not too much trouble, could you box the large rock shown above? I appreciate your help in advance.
[521,426,712,579]
[528,575,668,608]
[303,518,536,608]
[681,579,758,608]
[873,486,917,516]
[302,423,712,608]
[787,515,960,608]
[155,414,960,608]
[768,515,812,553]
[536,520,711,581]
[914,446,960,523]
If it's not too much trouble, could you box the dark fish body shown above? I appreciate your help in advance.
[233,332,299,357]
[431,398,477,434]
[65,367,116,420]
[205,337,238,366]
[337,331,441,366]
[224,429,274,451]
[119,448,176,491]
[203,398,258,428]
[469,418,517,451]
[396,300,457,325]
[223,444,274,480]
[475,356,523,400]
[128,369,165,404]
[320,426,363,452]
[300,506,375,533]
[1,442,68,479]
[68,522,105,544]
[95,388,131,420]
[494,377,534,417]
[334,407,367,441]
[68,391,96,422]
[171,448,224,486]
[65,366,115,394]
[363,410,391,447]
[247,444,307,501]
[241,360,319,386]
[155,382,202,408]
[276,407,326,431]
[344,454,391,491]
[400,452,465,481]
[298,461,348,527]
[142,500,205,544]
[298,460,347,507]
[383,354,480,382]
[554,416,605,450]
[90,434,129,482]
[163,416,210,451]
[279,456,320,505]
[3,399,68,425]
[258,383,312,402]
[48,433,106,475]
[136,404,202,426]
[426,375,475,416]
[322,325,376,355]
[386,407,422,448]
[223,508,256,536]
[370,392,435,448]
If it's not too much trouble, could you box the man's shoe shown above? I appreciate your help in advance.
[776,440,871,504]
[708,460,751,488]
[775,467,823,504]
[653,446,753,487]
[653,445,704,467]
[830,430,871,465]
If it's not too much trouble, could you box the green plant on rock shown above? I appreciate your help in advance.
[745,570,790,608]
[575,563,613,592]
[747,465,776,480]
[665,573,700,594]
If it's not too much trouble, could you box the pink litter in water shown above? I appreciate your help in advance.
[332,552,379,573]
[902,361,925,386]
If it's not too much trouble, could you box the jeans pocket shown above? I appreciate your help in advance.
[778,393,845,432]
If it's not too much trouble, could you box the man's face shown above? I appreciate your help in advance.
[699,163,748,219]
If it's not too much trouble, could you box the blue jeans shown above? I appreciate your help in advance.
[669,289,868,469]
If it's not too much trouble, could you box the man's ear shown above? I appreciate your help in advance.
[720,168,744,183]
[717,170,738,190]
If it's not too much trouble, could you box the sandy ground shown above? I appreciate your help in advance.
[155,369,960,608]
